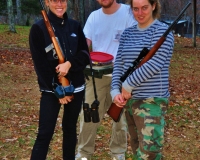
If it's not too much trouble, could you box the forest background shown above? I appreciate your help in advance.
[1,0,200,35]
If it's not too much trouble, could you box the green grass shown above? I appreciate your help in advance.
[0,24,30,33]
[0,24,30,49]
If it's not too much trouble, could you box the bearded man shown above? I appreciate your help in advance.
[76,1,137,159]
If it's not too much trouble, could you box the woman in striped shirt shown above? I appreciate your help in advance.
[110,0,174,159]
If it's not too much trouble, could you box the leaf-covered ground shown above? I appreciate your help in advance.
[0,26,200,160]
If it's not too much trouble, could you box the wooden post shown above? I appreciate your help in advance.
[192,0,196,47]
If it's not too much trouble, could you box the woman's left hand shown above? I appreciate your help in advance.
[121,87,131,100]
[113,94,127,108]
[56,61,71,77]
[59,96,73,104]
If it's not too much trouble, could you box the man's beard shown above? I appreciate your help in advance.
[99,0,115,8]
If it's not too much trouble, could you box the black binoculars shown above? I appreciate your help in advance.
[83,100,100,123]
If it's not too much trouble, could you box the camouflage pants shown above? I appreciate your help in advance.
[125,98,168,160]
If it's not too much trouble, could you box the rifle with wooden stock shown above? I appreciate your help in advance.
[107,2,191,122]
[39,0,74,99]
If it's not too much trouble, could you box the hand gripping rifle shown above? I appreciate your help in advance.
[39,0,74,99]
[107,2,191,122]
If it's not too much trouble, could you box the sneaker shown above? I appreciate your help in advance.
[112,154,125,160]
[75,153,91,160]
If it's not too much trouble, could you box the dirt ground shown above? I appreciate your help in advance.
[0,36,200,159]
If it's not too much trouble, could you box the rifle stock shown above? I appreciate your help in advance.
[107,2,191,122]
[107,103,124,122]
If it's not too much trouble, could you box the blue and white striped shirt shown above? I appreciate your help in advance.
[111,20,174,100]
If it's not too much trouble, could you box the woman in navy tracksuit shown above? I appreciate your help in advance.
[29,0,89,159]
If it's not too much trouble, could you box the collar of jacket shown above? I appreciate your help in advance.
[48,10,68,26]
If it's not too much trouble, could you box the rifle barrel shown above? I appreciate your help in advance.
[120,2,191,82]
[163,2,191,37]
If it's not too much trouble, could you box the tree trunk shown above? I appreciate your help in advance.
[7,0,16,33]
[78,0,85,27]
[67,0,74,18]
[16,0,22,25]
[73,0,79,20]
[87,0,95,15]
[192,0,196,47]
